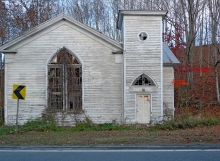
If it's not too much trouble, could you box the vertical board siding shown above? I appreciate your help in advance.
[123,16,162,123]
[5,22,122,125]
[163,67,175,117]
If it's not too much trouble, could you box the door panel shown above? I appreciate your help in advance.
[66,65,82,109]
[48,65,64,109]
[136,94,151,123]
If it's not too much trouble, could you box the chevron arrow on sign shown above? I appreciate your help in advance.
[12,84,26,100]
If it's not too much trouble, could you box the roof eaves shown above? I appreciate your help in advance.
[0,50,17,53]
[163,43,180,65]
[0,14,65,50]
[112,50,123,54]
[163,63,179,66]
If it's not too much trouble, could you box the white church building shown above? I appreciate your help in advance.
[0,10,179,125]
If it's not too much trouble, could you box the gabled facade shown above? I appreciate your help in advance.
[0,10,179,125]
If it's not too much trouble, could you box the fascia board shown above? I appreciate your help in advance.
[119,10,167,16]
[0,50,17,53]
[163,63,178,67]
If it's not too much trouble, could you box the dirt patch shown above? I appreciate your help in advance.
[0,125,220,146]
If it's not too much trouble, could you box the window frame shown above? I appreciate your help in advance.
[47,48,82,111]
[132,74,155,86]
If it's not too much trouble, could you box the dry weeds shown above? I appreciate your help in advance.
[0,125,220,146]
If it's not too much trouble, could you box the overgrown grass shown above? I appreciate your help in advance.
[0,116,64,135]
[20,117,62,132]
[0,118,141,135]
[156,116,220,130]
[71,118,139,131]
[0,125,15,135]
[0,114,220,135]
[73,122,135,131]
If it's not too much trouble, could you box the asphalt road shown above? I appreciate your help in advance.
[0,146,220,161]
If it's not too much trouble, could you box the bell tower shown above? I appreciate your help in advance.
[117,10,167,123]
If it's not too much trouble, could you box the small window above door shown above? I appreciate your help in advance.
[132,74,155,86]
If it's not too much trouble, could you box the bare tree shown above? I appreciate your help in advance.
[4,0,59,37]
[167,0,206,89]
[0,0,9,45]
[66,0,91,24]
[208,0,220,104]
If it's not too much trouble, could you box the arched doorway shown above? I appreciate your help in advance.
[132,73,155,123]
[48,47,82,110]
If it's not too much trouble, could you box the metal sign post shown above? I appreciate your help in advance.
[15,99,19,133]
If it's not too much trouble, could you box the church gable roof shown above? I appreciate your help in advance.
[0,13,123,51]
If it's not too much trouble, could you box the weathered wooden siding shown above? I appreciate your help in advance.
[123,16,163,123]
[5,21,122,125]
[0,57,4,120]
[163,66,174,117]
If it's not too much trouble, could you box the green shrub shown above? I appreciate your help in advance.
[0,125,15,135]
[203,118,220,126]
[73,119,135,131]
[20,117,59,132]
[0,116,62,135]
[156,116,220,130]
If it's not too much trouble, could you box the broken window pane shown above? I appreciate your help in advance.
[48,47,82,110]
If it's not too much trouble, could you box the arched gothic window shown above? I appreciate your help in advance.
[132,74,155,86]
[48,47,82,110]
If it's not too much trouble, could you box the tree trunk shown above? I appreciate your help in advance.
[214,65,220,103]
[209,0,220,104]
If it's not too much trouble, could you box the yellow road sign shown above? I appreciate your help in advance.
[12,84,26,100]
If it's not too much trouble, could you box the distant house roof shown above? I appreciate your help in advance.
[163,43,180,66]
